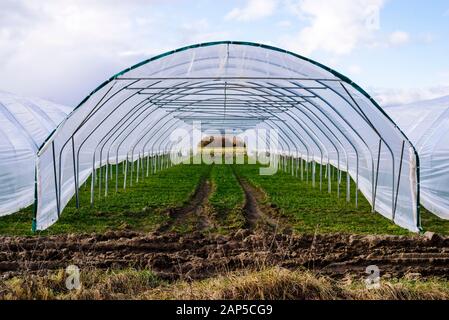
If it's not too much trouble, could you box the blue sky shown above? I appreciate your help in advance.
[0,0,448,106]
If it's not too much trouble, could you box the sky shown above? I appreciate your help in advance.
[1,0,448,107]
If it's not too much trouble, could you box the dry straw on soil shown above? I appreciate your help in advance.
[2,267,449,300]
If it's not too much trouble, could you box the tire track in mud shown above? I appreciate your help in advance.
[157,167,214,233]
[2,231,449,281]
[231,166,288,233]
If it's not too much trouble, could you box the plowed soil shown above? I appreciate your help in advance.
[1,230,449,281]
[1,168,448,282]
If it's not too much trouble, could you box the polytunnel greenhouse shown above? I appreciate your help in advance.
[385,96,449,220]
[32,41,422,232]
[0,91,72,216]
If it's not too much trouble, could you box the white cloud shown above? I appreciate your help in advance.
[439,71,449,86]
[281,0,385,55]
[388,30,410,46]
[348,64,362,75]
[0,0,216,105]
[0,0,444,108]
[277,20,292,28]
[0,1,152,104]
[225,0,278,22]
[178,19,230,44]
[417,32,435,44]
[370,86,449,106]
[375,72,449,106]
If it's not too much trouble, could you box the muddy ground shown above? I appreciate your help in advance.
[157,174,213,233]
[1,230,449,281]
[1,169,449,282]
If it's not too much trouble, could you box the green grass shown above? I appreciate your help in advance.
[0,163,209,236]
[234,161,413,235]
[2,159,449,236]
[420,208,449,235]
[236,157,449,235]
[209,164,245,230]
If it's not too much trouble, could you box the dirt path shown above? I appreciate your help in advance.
[1,231,449,281]
[157,170,213,233]
[232,167,289,233]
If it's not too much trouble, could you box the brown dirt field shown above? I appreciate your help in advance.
[1,167,448,285]
[1,230,449,282]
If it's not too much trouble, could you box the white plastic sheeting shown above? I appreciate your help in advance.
[385,95,449,220]
[35,42,421,232]
[0,91,72,216]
